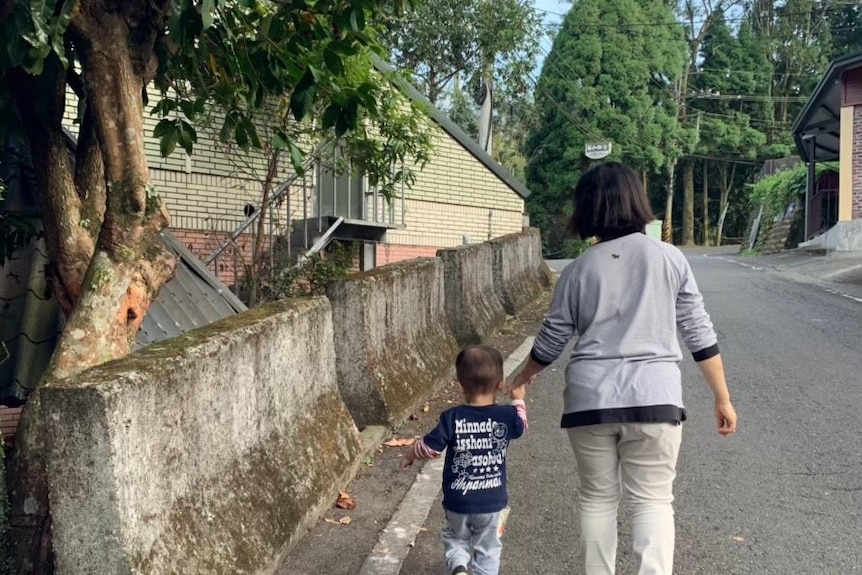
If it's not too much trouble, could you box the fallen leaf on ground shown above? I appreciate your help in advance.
[324,518,340,525]
[383,437,416,447]
[731,536,745,543]
[336,491,357,510]
[339,516,352,525]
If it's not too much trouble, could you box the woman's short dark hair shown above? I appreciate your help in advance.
[567,162,655,240]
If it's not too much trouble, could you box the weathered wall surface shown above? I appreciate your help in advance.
[326,258,459,428]
[438,243,507,346]
[43,298,361,575]
[40,230,552,574]
[490,228,551,316]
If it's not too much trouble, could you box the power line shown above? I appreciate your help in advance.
[537,34,803,137]
[688,93,808,102]
[534,4,859,29]
[689,68,821,78]
[683,107,793,128]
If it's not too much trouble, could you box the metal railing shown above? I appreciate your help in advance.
[194,144,406,298]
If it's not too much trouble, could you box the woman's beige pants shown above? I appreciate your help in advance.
[568,422,683,575]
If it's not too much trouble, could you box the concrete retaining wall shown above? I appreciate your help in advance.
[43,298,362,575]
[438,243,507,346]
[799,220,862,252]
[326,258,459,429]
[489,228,549,316]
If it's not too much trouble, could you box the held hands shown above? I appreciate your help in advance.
[510,370,537,390]
[715,400,738,436]
[509,384,527,401]
[508,371,537,401]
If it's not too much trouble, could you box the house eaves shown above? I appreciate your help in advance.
[792,51,862,163]
[372,58,532,200]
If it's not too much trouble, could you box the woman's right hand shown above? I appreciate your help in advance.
[715,400,737,436]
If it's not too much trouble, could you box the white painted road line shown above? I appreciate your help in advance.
[819,286,862,304]
[702,253,764,270]
[704,254,862,305]
[356,336,537,575]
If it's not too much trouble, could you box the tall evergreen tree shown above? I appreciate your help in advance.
[691,14,767,243]
[525,0,688,254]
[827,3,862,58]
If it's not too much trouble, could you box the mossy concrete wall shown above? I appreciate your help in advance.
[42,298,361,575]
[437,243,507,346]
[489,228,552,316]
[326,258,459,428]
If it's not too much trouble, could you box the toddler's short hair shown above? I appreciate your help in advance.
[455,345,504,395]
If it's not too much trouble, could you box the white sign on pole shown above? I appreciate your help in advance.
[585,142,612,160]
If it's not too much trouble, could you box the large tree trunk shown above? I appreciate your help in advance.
[9,4,175,572]
[702,159,710,246]
[49,5,175,379]
[682,161,695,246]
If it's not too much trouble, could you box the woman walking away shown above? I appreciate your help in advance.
[511,162,737,575]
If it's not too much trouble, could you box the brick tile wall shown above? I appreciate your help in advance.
[376,244,440,266]
[173,228,259,288]
[854,106,862,219]
[63,85,527,255]
[1,406,22,445]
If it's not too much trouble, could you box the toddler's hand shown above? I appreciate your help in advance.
[509,384,526,401]
[400,455,414,470]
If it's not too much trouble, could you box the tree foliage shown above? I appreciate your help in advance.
[524,0,856,253]
[382,0,543,107]
[749,161,837,214]
[525,0,689,253]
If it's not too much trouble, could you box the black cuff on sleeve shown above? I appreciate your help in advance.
[530,348,554,367]
[692,343,720,362]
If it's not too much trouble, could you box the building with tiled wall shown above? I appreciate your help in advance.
[793,51,862,251]
[63,69,529,281]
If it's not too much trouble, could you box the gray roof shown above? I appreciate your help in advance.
[372,58,531,199]
[136,231,246,349]
[792,51,862,163]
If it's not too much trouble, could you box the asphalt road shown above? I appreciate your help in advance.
[399,250,862,574]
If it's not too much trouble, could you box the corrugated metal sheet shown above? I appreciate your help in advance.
[136,231,247,349]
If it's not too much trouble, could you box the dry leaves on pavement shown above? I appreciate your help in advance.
[383,437,416,448]
[324,516,353,526]
[336,490,356,510]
